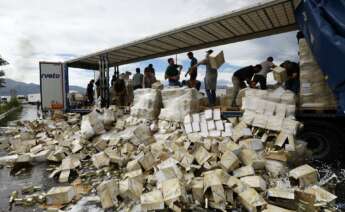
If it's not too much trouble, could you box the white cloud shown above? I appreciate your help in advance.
[0,0,298,88]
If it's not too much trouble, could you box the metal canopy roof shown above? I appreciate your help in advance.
[66,0,298,70]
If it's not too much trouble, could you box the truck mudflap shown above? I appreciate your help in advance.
[295,0,345,112]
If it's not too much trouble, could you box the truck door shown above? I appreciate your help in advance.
[39,62,67,112]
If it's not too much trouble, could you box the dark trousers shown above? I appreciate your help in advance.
[206,89,216,107]
[168,79,181,87]
[253,74,267,90]
[87,93,94,105]
[285,79,300,94]
[133,85,142,90]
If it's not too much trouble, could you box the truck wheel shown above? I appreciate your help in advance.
[298,121,344,161]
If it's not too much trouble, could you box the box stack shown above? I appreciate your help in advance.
[159,87,201,122]
[183,108,233,138]
[299,39,337,108]
[131,88,161,120]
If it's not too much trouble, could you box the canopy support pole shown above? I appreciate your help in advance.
[98,55,110,108]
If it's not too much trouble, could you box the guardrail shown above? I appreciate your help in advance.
[0,107,21,121]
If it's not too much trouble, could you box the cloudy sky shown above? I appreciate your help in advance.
[0,0,299,88]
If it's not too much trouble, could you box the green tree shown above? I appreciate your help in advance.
[0,70,5,87]
[0,55,8,88]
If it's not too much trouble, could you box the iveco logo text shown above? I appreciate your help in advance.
[41,73,60,79]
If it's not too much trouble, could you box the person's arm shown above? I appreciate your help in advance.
[192,59,207,69]
[267,64,277,73]
[142,76,146,88]
[164,69,169,80]
[177,64,183,71]
[174,65,182,80]
[246,78,252,87]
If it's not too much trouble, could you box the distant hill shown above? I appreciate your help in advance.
[0,78,85,96]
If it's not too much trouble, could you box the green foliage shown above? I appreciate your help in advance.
[0,97,20,114]
[8,97,20,107]
[0,70,4,87]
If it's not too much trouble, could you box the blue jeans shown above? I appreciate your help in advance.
[168,79,181,87]
[206,89,216,107]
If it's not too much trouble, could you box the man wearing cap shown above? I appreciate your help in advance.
[165,58,183,86]
[193,49,218,107]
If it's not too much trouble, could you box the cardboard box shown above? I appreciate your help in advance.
[273,66,288,83]
[141,190,164,210]
[209,51,225,70]
[289,164,318,187]
[46,186,76,205]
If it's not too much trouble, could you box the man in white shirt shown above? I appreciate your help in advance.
[252,56,276,89]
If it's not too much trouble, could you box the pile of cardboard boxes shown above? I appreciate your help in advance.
[298,38,337,108]
[0,87,338,211]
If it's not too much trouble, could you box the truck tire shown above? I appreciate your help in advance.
[298,120,345,161]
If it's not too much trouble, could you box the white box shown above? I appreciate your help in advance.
[205,109,213,120]
[200,120,208,131]
[213,108,221,120]
[184,123,193,134]
[215,120,224,131]
[192,122,200,132]
[207,120,216,130]
[192,113,200,123]
[222,131,232,137]
[184,114,192,123]
[224,123,232,132]
[209,130,221,137]
[200,131,209,138]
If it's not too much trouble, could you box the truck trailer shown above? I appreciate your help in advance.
[41,0,345,160]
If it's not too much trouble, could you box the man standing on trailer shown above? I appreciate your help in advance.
[185,52,198,78]
[281,60,300,94]
[165,58,183,86]
[230,64,262,107]
[252,56,276,89]
[146,64,156,76]
[192,49,218,107]
[132,68,144,90]
[86,79,95,105]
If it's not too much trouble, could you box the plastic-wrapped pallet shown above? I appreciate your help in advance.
[299,39,337,108]
[159,87,201,122]
[131,88,161,120]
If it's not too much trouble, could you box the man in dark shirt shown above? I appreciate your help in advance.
[86,79,95,105]
[185,52,198,77]
[231,64,262,107]
[165,58,183,86]
[281,60,300,94]
[182,70,201,91]
[147,64,155,76]
[132,68,144,90]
